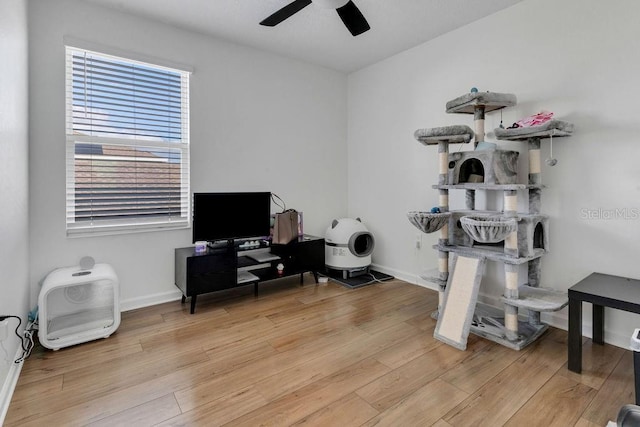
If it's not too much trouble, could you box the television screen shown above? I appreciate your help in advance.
[192,192,271,243]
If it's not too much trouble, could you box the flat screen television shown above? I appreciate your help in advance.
[192,192,271,243]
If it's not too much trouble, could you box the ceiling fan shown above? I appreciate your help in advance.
[260,0,370,37]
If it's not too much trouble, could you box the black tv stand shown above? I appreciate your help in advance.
[175,235,325,313]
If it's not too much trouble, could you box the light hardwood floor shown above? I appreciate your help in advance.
[5,276,634,426]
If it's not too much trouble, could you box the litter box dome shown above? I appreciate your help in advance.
[325,218,375,278]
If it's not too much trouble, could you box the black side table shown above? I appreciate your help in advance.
[568,272,640,403]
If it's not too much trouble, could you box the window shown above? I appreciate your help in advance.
[65,46,190,235]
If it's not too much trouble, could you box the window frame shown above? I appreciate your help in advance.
[64,44,191,237]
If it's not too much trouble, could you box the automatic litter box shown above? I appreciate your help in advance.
[325,218,375,279]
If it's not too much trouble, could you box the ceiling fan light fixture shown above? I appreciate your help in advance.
[312,0,349,10]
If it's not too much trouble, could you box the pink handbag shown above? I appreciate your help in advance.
[272,209,298,244]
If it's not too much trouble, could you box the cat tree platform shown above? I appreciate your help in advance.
[433,243,545,265]
[446,92,517,114]
[432,183,545,190]
[495,120,574,140]
[500,285,568,312]
[414,125,474,145]
[471,302,549,351]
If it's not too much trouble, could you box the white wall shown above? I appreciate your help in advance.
[28,0,348,309]
[0,0,29,418]
[348,0,640,347]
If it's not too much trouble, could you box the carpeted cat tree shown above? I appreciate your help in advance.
[408,90,574,350]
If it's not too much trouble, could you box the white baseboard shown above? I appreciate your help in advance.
[120,289,182,312]
[0,349,24,426]
[542,309,632,350]
[372,263,632,351]
[370,263,439,292]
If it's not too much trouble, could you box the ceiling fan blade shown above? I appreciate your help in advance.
[260,0,312,27]
[336,0,370,36]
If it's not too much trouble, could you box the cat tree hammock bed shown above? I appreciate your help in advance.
[407,211,451,234]
[460,215,518,243]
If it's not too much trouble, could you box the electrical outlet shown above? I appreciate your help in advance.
[0,320,8,341]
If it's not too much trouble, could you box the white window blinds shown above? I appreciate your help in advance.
[65,46,190,235]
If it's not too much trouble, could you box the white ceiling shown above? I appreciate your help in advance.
[81,0,524,73]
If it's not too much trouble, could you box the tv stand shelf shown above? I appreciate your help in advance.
[175,235,325,313]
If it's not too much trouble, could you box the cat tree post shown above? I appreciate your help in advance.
[528,138,542,185]
[527,258,542,326]
[473,105,485,148]
[438,141,448,186]
[504,190,518,257]
[438,186,450,296]
[528,138,542,214]
[464,104,486,209]
[465,190,476,210]
[438,140,450,244]
[503,190,518,217]
[504,263,519,336]
[438,141,450,310]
